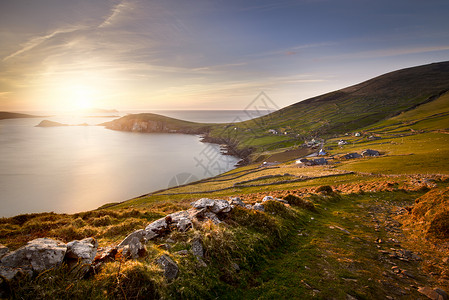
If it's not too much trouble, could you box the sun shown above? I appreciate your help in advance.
[72,86,95,110]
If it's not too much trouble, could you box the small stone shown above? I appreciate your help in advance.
[252,203,265,212]
[175,250,189,256]
[66,237,98,265]
[197,258,207,268]
[434,288,448,300]
[191,198,215,209]
[156,255,179,280]
[262,196,274,202]
[229,197,245,207]
[0,244,9,259]
[191,238,204,259]
[418,286,448,300]
[204,211,222,224]
[0,266,23,281]
[232,262,240,272]
[210,199,231,214]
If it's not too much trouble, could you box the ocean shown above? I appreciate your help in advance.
[0,110,268,217]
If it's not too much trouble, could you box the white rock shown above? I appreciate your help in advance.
[229,197,246,207]
[253,203,265,212]
[156,255,179,280]
[1,238,67,273]
[204,211,222,224]
[66,237,98,264]
[0,244,9,259]
[210,199,231,214]
[262,196,274,202]
[190,198,215,209]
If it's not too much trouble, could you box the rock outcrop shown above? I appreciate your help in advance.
[66,237,98,264]
[1,238,67,273]
[156,255,179,280]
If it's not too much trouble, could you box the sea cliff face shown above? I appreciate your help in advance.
[103,114,209,135]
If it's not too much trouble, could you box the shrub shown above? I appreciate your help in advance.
[283,194,317,212]
[91,215,115,227]
[99,261,160,300]
[227,206,277,235]
[426,210,449,240]
[316,185,334,195]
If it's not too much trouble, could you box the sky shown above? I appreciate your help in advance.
[1,0,449,112]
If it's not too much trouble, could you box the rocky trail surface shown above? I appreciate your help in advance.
[226,192,448,299]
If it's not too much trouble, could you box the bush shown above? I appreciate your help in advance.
[91,215,115,227]
[100,261,159,300]
[316,185,334,195]
[283,194,316,212]
[228,206,278,235]
[427,210,449,240]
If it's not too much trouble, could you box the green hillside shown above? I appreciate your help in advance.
[0,111,40,120]
[208,61,449,151]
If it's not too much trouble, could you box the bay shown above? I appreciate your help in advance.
[0,110,263,217]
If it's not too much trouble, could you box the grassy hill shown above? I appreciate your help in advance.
[0,111,40,120]
[208,61,449,152]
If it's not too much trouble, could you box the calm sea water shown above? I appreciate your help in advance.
[0,110,264,217]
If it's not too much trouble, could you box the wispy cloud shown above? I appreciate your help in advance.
[2,26,85,62]
[98,0,129,28]
[324,45,449,61]
[250,42,336,58]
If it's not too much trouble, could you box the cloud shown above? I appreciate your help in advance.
[2,26,85,62]
[98,0,129,28]
[325,45,449,60]
[250,42,336,58]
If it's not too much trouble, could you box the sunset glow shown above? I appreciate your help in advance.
[1,0,449,112]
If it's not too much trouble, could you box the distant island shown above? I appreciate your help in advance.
[0,111,41,120]
[78,108,119,114]
[35,120,89,127]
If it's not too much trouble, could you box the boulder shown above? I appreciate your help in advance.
[118,229,147,259]
[253,203,265,212]
[0,266,26,281]
[262,196,274,202]
[191,198,215,209]
[204,211,222,224]
[0,244,9,259]
[66,237,98,264]
[156,255,179,280]
[1,238,66,273]
[210,199,231,214]
[361,149,380,157]
[418,286,448,300]
[229,197,245,207]
[145,217,169,238]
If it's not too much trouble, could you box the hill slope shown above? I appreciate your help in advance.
[233,61,449,138]
[0,111,40,120]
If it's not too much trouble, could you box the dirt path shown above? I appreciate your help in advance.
[227,192,440,299]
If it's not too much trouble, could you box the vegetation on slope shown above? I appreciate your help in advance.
[0,112,40,120]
